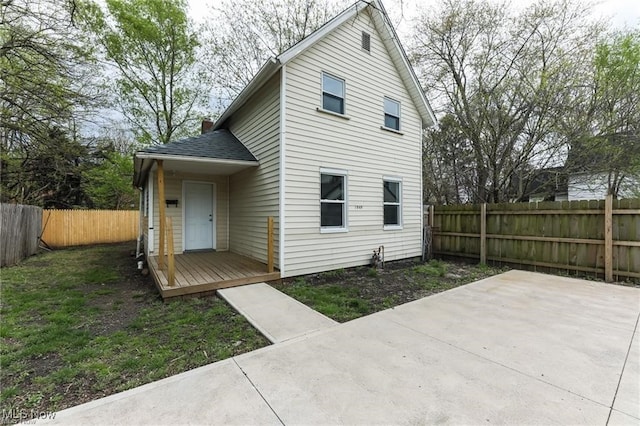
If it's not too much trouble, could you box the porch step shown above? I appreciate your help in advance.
[217,283,338,344]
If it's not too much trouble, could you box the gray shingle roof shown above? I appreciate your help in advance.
[138,129,257,162]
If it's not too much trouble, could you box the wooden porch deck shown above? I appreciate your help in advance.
[147,251,280,299]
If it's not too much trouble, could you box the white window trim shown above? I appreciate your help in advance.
[320,167,348,233]
[380,125,404,135]
[316,107,350,120]
[321,72,346,116]
[383,176,403,230]
[383,97,401,132]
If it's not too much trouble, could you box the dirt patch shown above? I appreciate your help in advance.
[272,258,506,322]
[80,248,160,335]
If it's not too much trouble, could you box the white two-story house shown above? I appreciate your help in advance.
[133,0,436,298]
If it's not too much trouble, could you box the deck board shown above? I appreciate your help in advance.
[148,251,280,299]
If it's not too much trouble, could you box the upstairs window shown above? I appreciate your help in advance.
[322,73,345,115]
[383,98,400,131]
[383,178,402,227]
[320,170,347,231]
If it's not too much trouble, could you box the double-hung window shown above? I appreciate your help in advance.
[322,73,345,115]
[383,97,400,131]
[383,178,402,228]
[320,170,347,231]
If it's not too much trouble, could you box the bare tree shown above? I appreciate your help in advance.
[411,0,603,203]
[423,114,475,204]
[1,0,98,145]
[201,0,350,100]
[566,29,640,199]
[1,0,100,205]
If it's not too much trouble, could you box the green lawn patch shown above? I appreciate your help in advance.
[0,243,268,415]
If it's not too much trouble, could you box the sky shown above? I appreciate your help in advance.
[189,0,640,31]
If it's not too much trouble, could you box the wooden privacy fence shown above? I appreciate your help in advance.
[427,196,640,281]
[1,203,42,267]
[41,210,139,248]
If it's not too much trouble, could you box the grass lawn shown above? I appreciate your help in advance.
[0,243,269,414]
[272,259,507,322]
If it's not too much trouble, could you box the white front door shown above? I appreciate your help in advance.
[184,182,215,251]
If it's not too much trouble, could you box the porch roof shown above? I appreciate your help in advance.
[133,129,259,187]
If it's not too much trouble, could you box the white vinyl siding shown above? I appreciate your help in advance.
[151,172,229,254]
[568,173,639,200]
[282,10,423,276]
[228,73,281,265]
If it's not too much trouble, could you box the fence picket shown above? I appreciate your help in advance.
[430,197,640,281]
[1,203,43,266]
[40,210,139,248]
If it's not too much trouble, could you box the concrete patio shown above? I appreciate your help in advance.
[39,270,639,425]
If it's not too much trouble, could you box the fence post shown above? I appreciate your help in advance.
[604,194,613,282]
[157,160,165,270]
[480,203,487,264]
[429,205,434,227]
[267,216,274,273]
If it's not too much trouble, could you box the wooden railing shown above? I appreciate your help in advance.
[165,217,175,287]
[156,216,175,287]
[267,216,274,273]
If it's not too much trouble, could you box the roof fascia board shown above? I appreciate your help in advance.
[212,1,369,130]
[133,154,258,187]
[133,157,154,188]
[213,58,280,130]
[212,0,437,129]
[277,1,368,64]
[135,152,259,166]
[368,0,436,126]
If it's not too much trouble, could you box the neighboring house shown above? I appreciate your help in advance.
[513,167,569,202]
[565,140,639,201]
[568,173,638,201]
[133,0,436,297]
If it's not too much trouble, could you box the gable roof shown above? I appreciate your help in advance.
[213,0,436,130]
[133,129,258,187]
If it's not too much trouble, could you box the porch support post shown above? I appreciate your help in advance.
[157,159,166,270]
[267,216,274,273]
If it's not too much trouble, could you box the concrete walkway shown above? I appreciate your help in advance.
[39,270,639,425]
[217,282,337,343]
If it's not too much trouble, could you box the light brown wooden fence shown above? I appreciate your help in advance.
[1,203,42,267]
[427,196,640,281]
[41,210,139,248]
